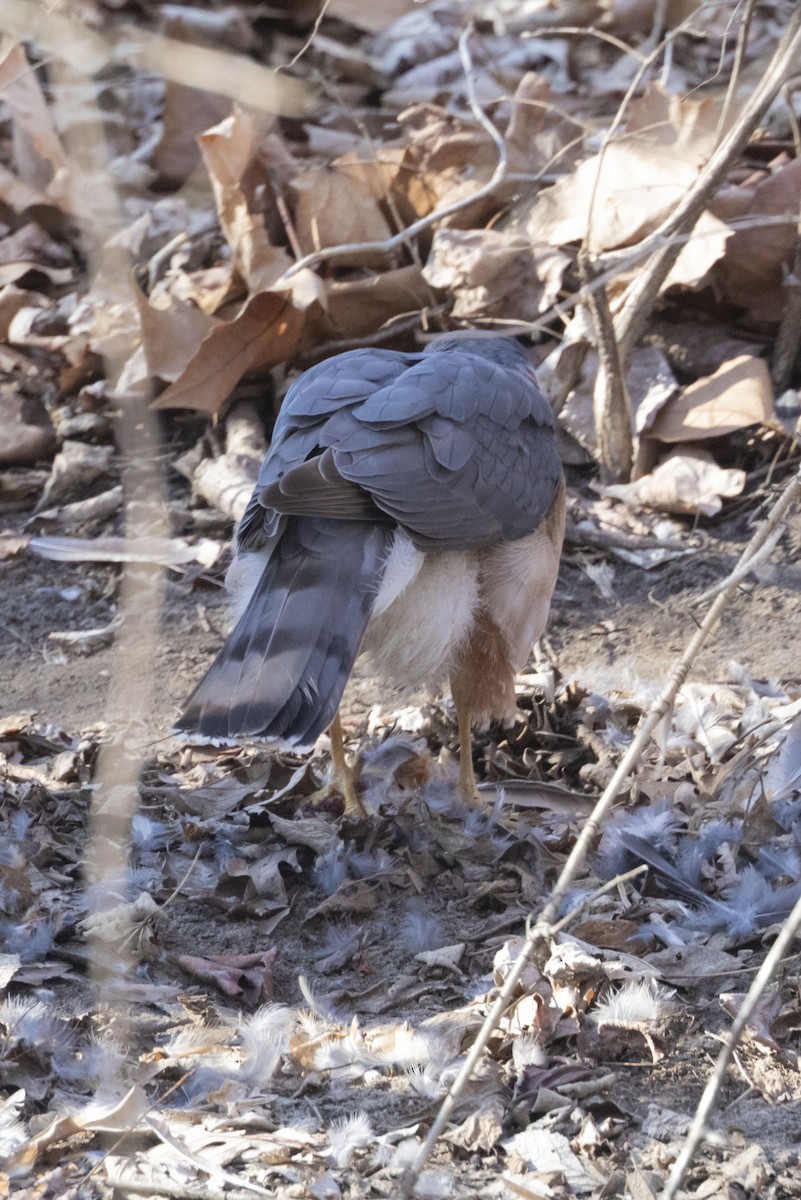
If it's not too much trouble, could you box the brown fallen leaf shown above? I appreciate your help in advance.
[311,264,432,344]
[305,879,378,922]
[526,84,718,253]
[293,153,398,267]
[0,223,73,287]
[135,285,219,383]
[151,281,322,415]
[712,156,801,322]
[199,107,297,293]
[423,227,568,321]
[0,40,71,211]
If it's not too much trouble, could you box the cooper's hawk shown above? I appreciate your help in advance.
[177,337,565,810]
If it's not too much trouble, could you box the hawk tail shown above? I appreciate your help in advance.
[176,518,392,746]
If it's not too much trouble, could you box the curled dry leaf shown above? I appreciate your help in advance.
[199,107,296,294]
[0,41,71,211]
[176,949,276,1005]
[600,447,745,516]
[423,227,569,321]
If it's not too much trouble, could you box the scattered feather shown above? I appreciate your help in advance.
[400,902,443,953]
[592,980,677,1027]
[325,1112,373,1166]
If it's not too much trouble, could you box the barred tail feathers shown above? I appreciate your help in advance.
[176,518,391,746]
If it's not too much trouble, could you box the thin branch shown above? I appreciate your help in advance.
[716,0,758,140]
[276,0,332,73]
[692,522,787,605]
[578,249,633,483]
[664,886,801,1199]
[402,465,801,1198]
[276,24,508,283]
[771,81,801,392]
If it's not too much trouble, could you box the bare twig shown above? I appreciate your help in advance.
[277,0,332,72]
[692,522,787,605]
[716,0,758,140]
[402,465,801,1197]
[614,7,801,357]
[277,24,508,283]
[664,886,801,1200]
[570,23,673,479]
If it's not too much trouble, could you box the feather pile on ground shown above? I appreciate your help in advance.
[2,667,801,1197]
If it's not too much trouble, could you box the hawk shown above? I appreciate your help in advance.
[177,337,565,811]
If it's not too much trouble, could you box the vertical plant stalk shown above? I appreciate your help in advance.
[578,247,633,482]
[50,59,168,1003]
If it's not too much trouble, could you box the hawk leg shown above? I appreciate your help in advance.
[451,675,480,805]
[329,710,365,817]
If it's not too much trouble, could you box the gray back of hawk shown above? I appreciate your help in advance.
[176,337,564,757]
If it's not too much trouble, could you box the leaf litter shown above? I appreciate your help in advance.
[1,1,801,1198]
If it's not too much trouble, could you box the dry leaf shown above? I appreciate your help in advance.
[177,949,276,1005]
[423,227,568,320]
[526,84,717,252]
[200,108,296,292]
[0,41,71,210]
[601,447,745,516]
[663,210,732,290]
[293,154,396,267]
[645,355,774,442]
[135,286,219,383]
[314,264,432,342]
[152,281,321,415]
[395,104,500,223]
[712,156,801,322]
